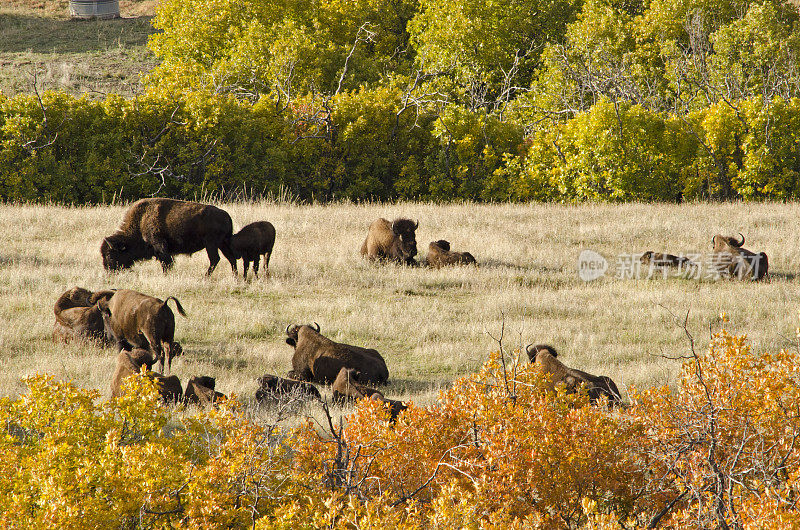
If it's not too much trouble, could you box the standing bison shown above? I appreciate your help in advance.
[360,217,418,265]
[53,287,116,344]
[231,221,276,279]
[425,240,476,268]
[710,233,768,281]
[526,344,622,407]
[285,323,389,385]
[98,289,186,374]
[101,198,236,276]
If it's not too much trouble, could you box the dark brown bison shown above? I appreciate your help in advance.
[285,323,389,385]
[640,251,696,269]
[109,349,156,398]
[152,374,183,404]
[231,221,276,279]
[184,376,225,407]
[426,240,476,268]
[360,217,418,265]
[710,233,768,280]
[331,368,406,421]
[101,198,236,276]
[53,287,116,344]
[526,344,622,407]
[98,289,186,374]
[255,374,321,402]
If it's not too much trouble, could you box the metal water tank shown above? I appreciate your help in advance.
[69,0,120,19]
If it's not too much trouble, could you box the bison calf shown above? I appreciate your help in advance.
[425,240,476,268]
[53,287,116,344]
[109,349,156,398]
[184,376,226,407]
[101,197,236,276]
[98,289,186,374]
[231,221,276,279]
[255,374,321,402]
[332,368,406,421]
[360,217,418,265]
[285,323,389,385]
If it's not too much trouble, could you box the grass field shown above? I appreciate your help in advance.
[2,200,798,411]
[0,1,159,98]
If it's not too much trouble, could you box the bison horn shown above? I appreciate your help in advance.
[285,324,292,335]
[525,343,534,354]
[736,232,745,247]
[414,220,419,229]
[311,322,320,332]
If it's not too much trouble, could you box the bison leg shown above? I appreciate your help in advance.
[218,240,238,275]
[262,251,271,277]
[205,245,222,276]
[242,259,251,280]
[151,237,174,272]
[252,255,261,278]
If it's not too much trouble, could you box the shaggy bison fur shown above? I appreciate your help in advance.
[255,374,321,402]
[231,221,276,279]
[98,289,186,374]
[425,240,476,268]
[285,323,389,385]
[526,344,622,407]
[710,233,768,280]
[101,198,236,276]
[360,217,418,265]
[53,287,116,344]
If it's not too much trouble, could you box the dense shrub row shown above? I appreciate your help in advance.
[2,328,799,528]
[3,89,800,203]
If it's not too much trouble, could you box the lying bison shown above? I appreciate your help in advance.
[526,344,622,407]
[231,221,276,279]
[285,323,389,385]
[101,198,236,276]
[640,251,695,269]
[360,217,418,265]
[255,374,321,402]
[53,287,116,344]
[710,233,768,280]
[331,368,406,421]
[184,376,225,407]
[426,240,476,268]
[109,349,156,398]
[98,289,186,374]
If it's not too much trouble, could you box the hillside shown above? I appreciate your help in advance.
[0,1,159,98]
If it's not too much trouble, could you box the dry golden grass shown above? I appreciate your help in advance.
[1,200,798,412]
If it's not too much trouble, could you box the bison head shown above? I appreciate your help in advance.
[100,235,152,271]
[525,344,559,363]
[391,218,419,262]
[285,322,320,347]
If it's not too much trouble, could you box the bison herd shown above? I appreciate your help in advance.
[52,197,772,417]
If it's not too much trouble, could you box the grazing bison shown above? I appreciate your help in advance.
[53,287,116,344]
[101,198,236,276]
[526,344,622,407]
[109,349,156,398]
[710,233,768,280]
[255,374,321,402]
[426,240,476,268]
[331,368,406,421]
[285,323,389,385]
[98,289,186,374]
[360,217,418,265]
[231,221,276,279]
[184,376,225,407]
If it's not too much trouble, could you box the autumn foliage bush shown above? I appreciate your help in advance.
[2,327,800,528]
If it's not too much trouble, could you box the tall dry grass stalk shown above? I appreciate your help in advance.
[1,200,797,411]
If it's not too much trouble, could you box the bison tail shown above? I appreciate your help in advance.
[164,296,187,317]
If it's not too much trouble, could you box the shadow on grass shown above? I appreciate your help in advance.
[0,14,155,54]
